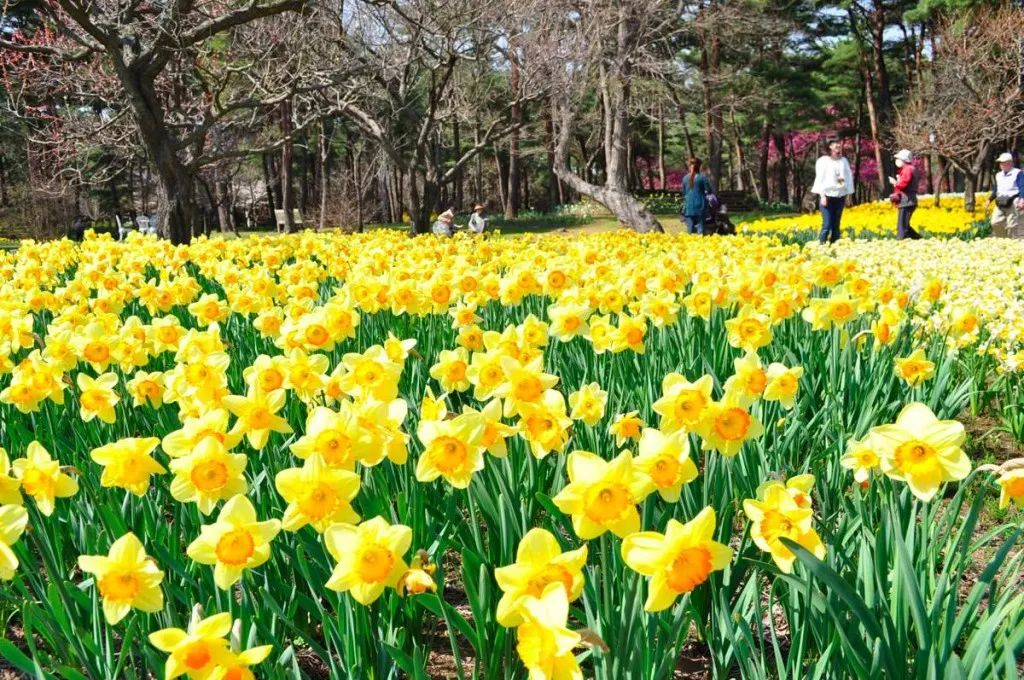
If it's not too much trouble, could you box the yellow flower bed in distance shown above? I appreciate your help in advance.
[0,228,1021,679]
[739,194,985,238]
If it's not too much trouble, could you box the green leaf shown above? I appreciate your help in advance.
[0,639,38,675]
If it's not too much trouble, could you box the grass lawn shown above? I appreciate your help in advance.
[286,210,800,238]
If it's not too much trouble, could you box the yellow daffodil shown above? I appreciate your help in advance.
[496,355,560,417]
[722,352,767,407]
[547,302,591,342]
[324,516,412,604]
[517,390,573,459]
[149,611,234,679]
[621,506,732,611]
[77,372,120,423]
[338,346,402,401]
[894,348,936,387]
[0,504,28,579]
[222,388,292,451]
[724,308,773,352]
[90,437,166,496]
[12,441,78,516]
[429,347,471,393]
[871,402,970,502]
[186,495,281,589]
[763,363,804,409]
[552,450,653,540]
[567,382,608,426]
[996,468,1024,509]
[652,373,714,434]
[162,409,243,459]
[515,583,583,680]
[415,414,486,489]
[697,396,764,457]
[495,528,587,627]
[743,484,826,573]
[841,434,883,485]
[633,428,699,502]
[756,474,816,510]
[462,399,518,457]
[0,448,22,505]
[396,549,438,597]
[608,411,645,447]
[168,438,248,515]
[77,532,164,624]
[275,454,361,532]
[126,370,165,408]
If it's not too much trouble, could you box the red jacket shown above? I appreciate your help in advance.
[893,164,915,192]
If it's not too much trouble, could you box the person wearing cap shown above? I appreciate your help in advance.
[986,152,1024,238]
[432,209,456,237]
[468,204,488,234]
[889,149,921,240]
[811,138,855,244]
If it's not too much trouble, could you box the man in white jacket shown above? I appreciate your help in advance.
[811,139,855,244]
[986,152,1024,238]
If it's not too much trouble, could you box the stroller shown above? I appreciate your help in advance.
[703,193,736,236]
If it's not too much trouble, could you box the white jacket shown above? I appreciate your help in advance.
[811,155,854,197]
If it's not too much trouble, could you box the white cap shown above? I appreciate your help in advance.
[997,152,1014,163]
[895,149,913,163]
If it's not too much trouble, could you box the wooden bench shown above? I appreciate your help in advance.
[716,190,758,212]
[274,209,304,230]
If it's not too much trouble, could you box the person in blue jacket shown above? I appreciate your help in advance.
[681,157,714,235]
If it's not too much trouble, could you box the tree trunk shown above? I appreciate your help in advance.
[731,112,745,191]
[853,131,863,206]
[261,154,276,226]
[494,146,508,210]
[552,100,662,233]
[860,51,887,197]
[108,62,196,243]
[773,132,789,205]
[546,106,559,207]
[0,154,7,207]
[474,121,484,203]
[700,28,724,185]
[353,140,365,232]
[506,54,522,219]
[453,120,463,210]
[319,121,330,231]
[280,100,296,232]
[214,168,232,234]
[657,103,666,190]
[407,172,439,235]
[758,120,770,201]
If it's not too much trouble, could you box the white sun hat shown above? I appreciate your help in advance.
[997,152,1014,163]
[894,149,913,163]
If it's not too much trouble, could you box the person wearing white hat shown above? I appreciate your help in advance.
[468,204,488,234]
[432,209,456,237]
[985,152,1024,238]
[889,149,921,240]
[811,138,855,244]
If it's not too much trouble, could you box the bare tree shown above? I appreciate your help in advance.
[544,0,684,233]
[307,0,547,234]
[894,6,1024,211]
[0,0,315,242]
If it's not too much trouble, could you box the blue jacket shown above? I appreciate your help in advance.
[682,173,713,216]
[989,168,1024,201]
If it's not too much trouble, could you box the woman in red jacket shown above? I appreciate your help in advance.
[890,149,921,240]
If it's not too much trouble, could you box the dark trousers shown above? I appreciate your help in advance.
[818,196,845,243]
[684,214,705,235]
[897,206,920,240]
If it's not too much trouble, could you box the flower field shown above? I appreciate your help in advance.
[0,229,1023,679]
[737,196,985,239]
